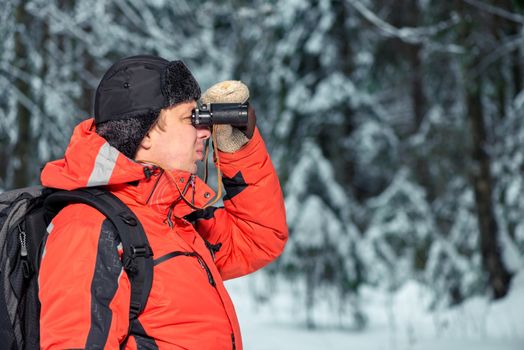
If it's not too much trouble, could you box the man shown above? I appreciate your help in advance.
[38,55,288,349]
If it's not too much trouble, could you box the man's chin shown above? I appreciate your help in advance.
[190,163,198,174]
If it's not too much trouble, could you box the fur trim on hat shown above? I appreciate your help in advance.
[96,110,160,159]
[162,61,201,106]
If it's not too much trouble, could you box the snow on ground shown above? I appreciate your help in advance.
[226,270,524,350]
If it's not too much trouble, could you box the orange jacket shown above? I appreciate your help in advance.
[38,118,287,350]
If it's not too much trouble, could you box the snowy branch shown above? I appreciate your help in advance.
[114,0,187,51]
[114,0,144,29]
[346,0,462,49]
[473,35,524,77]
[462,0,524,24]
[0,63,39,87]
[25,3,99,51]
[0,75,45,122]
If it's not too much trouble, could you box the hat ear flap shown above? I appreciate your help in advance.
[161,61,201,105]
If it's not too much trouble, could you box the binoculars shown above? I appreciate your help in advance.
[192,103,248,127]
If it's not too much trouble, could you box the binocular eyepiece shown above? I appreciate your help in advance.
[192,103,248,127]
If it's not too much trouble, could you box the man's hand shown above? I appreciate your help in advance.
[200,80,256,153]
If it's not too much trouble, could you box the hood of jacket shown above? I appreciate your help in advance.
[41,118,215,218]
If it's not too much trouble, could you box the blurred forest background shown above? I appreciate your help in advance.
[1,0,524,330]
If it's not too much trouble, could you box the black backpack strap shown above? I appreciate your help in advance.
[44,188,153,321]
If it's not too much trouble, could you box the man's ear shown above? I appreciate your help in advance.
[139,131,153,150]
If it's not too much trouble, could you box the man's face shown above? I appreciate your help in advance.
[137,100,211,173]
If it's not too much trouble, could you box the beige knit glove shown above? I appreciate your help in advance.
[200,80,251,153]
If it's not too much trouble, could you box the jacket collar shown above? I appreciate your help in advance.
[111,167,216,220]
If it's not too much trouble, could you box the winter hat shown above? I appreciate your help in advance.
[94,55,201,158]
[95,55,201,124]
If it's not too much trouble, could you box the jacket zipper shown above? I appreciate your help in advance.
[18,224,32,278]
[153,250,215,287]
[194,252,216,287]
[190,174,196,205]
[231,333,236,350]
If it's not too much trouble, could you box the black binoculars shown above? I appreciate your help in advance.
[192,103,248,127]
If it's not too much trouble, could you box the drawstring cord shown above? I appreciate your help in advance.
[203,138,210,184]
[165,178,191,228]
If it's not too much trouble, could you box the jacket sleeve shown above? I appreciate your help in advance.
[38,204,130,350]
[195,127,288,280]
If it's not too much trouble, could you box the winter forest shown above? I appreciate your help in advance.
[1,0,524,349]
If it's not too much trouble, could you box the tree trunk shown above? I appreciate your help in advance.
[466,76,512,299]
[322,0,356,195]
[512,47,522,96]
[410,45,425,132]
[12,2,32,188]
[497,0,522,97]
[405,0,426,132]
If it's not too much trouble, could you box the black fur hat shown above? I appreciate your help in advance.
[94,55,201,158]
[94,55,201,124]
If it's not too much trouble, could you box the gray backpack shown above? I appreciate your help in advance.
[0,186,153,350]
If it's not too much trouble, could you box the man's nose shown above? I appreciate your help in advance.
[197,126,211,140]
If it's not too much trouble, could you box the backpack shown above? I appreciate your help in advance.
[0,186,154,350]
